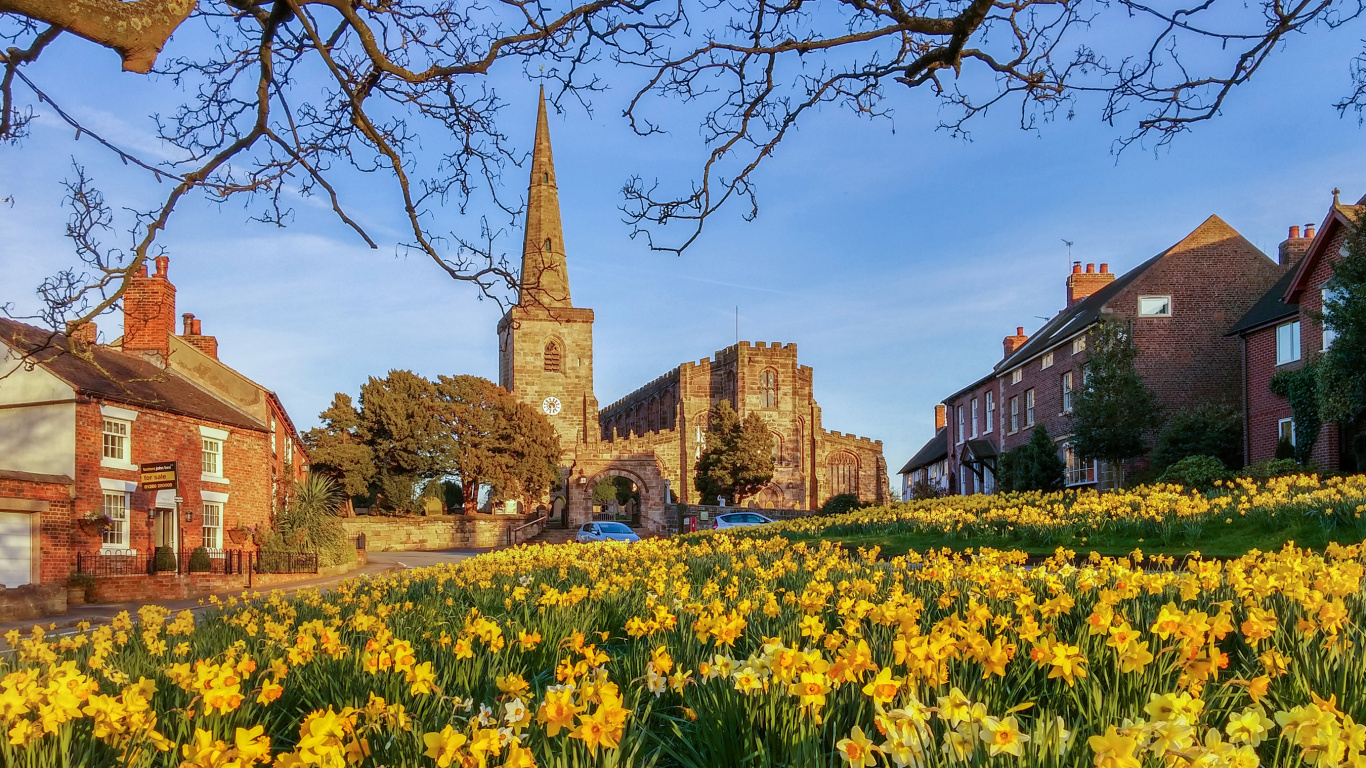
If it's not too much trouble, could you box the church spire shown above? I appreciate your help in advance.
[519,86,572,307]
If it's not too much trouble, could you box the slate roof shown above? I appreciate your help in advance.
[996,250,1166,373]
[1226,264,1300,337]
[943,372,997,404]
[898,428,947,475]
[0,318,266,432]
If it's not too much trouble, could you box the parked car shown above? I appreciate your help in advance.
[713,512,775,529]
[576,521,641,543]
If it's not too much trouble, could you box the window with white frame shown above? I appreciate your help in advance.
[270,416,277,454]
[1025,388,1036,426]
[971,399,979,438]
[102,419,129,463]
[1276,321,1301,365]
[1138,296,1172,317]
[985,392,994,433]
[1041,352,1053,369]
[1010,369,1022,385]
[957,407,965,443]
[1278,418,1295,447]
[1009,396,1019,433]
[202,437,221,476]
[285,437,293,467]
[1064,444,1097,486]
[202,502,223,550]
[1322,287,1341,349]
[1061,371,1074,413]
[1072,336,1087,355]
[101,491,130,550]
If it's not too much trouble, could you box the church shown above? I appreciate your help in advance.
[497,92,889,532]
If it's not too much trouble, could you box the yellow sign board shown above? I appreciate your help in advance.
[140,461,178,491]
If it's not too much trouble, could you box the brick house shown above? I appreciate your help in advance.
[898,405,950,498]
[0,256,307,590]
[920,215,1284,494]
[1230,192,1365,470]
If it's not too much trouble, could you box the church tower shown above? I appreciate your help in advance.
[497,88,599,446]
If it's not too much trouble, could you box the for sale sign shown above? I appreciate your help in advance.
[139,461,178,491]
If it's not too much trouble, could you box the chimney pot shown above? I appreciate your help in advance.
[1305,224,1316,239]
[1072,264,1083,274]
[1085,263,1095,273]
[1016,326,1024,335]
[193,318,202,336]
[135,263,148,278]
[182,313,195,335]
[1099,263,1108,273]
[154,255,169,279]
[1290,225,1301,239]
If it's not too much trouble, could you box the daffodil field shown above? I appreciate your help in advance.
[6,476,1366,768]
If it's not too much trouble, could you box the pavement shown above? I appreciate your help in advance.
[0,549,480,640]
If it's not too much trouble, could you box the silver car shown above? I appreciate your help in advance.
[576,521,641,543]
[712,512,776,530]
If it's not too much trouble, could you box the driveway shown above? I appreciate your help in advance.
[0,548,481,641]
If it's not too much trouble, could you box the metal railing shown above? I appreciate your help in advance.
[506,512,547,548]
[75,549,245,577]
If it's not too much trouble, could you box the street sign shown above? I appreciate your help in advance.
[140,461,178,491]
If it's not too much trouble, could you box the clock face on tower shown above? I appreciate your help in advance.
[542,396,562,416]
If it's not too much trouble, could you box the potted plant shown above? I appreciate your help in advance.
[187,546,212,573]
[66,572,94,606]
[152,546,177,573]
[77,511,112,536]
[226,524,250,546]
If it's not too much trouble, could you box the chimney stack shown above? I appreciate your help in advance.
[1066,260,1116,307]
[1278,224,1313,267]
[1004,326,1029,358]
[122,256,177,361]
[934,404,947,432]
[65,321,98,347]
[179,311,219,359]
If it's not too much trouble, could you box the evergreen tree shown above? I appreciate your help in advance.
[1019,424,1067,492]
[1071,320,1160,485]
[301,393,376,501]
[1316,217,1366,428]
[436,375,560,513]
[1150,402,1243,472]
[357,371,457,513]
[693,401,775,505]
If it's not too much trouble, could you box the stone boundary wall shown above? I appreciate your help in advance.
[87,552,367,605]
[0,583,65,622]
[341,514,538,552]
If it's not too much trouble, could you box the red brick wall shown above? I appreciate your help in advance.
[1243,327,1296,464]
[70,401,272,578]
[121,258,177,358]
[0,477,73,583]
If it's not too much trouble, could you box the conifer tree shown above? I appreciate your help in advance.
[302,393,377,502]
[1071,320,1160,486]
[694,401,775,505]
[358,371,457,513]
[437,375,560,513]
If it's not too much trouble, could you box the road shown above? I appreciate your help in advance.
[0,548,479,640]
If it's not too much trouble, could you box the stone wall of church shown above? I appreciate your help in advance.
[498,305,599,446]
[596,341,886,510]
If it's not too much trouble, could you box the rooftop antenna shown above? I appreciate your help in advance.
[735,305,739,345]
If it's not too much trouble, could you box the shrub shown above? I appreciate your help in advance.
[907,481,948,500]
[1276,437,1296,460]
[1151,402,1243,472]
[153,546,177,572]
[1157,455,1230,489]
[1239,458,1305,483]
[267,474,355,567]
[1000,425,1065,493]
[818,493,865,517]
[188,546,212,573]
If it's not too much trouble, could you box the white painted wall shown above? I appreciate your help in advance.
[0,342,77,477]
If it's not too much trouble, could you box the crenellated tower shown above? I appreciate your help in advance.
[497,88,599,447]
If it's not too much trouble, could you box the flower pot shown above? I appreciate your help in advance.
[226,528,249,546]
[66,586,85,607]
[77,520,104,536]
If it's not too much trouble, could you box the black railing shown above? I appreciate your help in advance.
[76,549,245,577]
[253,550,318,574]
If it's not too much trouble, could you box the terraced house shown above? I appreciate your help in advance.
[914,214,1287,495]
[0,256,307,598]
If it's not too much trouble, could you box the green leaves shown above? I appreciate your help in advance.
[1071,320,1160,476]
[693,401,775,506]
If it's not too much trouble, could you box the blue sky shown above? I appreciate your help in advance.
[2,18,1365,490]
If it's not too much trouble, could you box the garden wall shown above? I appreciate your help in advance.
[87,552,366,605]
[340,514,536,551]
[0,583,65,622]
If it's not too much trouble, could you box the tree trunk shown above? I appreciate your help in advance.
[0,0,195,73]
[462,477,479,515]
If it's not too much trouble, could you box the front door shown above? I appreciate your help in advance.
[153,508,178,550]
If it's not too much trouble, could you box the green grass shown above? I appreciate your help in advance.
[802,510,1366,560]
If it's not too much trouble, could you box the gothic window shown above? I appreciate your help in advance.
[544,238,552,251]
[770,432,784,465]
[760,369,778,408]
[543,172,549,183]
[827,452,859,496]
[544,341,562,372]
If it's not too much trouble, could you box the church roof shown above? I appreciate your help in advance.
[518,87,573,308]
